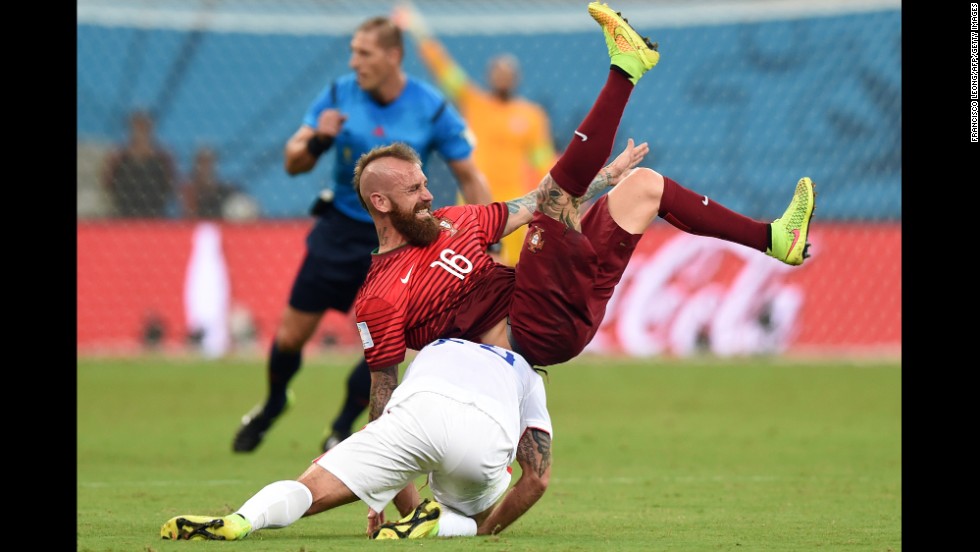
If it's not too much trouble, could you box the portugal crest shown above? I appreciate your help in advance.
[526,225,545,253]
[438,217,458,236]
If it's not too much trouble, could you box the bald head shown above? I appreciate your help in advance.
[353,143,440,249]
[353,142,423,213]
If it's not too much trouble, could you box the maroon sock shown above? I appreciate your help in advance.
[658,176,769,252]
[549,69,634,197]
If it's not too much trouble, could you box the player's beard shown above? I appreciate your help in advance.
[389,202,441,246]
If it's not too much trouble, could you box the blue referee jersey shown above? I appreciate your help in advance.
[302,73,476,223]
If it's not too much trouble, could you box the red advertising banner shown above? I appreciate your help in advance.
[77,221,900,357]
[584,222,901,357]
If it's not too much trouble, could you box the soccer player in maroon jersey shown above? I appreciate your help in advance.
[350,1,815,524]
[353,1,815,415]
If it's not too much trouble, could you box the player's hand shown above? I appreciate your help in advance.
[366,507,385,536]
[391,1,430,38]
[316,109,347,138]
[603,138,649,186]
[391,3,410,29]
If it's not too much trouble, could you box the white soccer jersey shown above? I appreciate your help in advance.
[387,338,553,453]
[317,337,553,514]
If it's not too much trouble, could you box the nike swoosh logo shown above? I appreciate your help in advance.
[400,265,414,284]
[574,130,588,142]
[702,196,709,206]
[788,229,801,254]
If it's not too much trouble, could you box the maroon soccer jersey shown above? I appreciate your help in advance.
[354,202,515,369]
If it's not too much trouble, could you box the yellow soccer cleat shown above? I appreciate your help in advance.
[767,177,816,266]
[160,514,252,541]
[588,2,660,85]
[371,498,441,539]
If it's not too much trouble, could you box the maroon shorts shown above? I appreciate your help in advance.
[508,195,641,366]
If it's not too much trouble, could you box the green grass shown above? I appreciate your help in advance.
[77,352,901,551]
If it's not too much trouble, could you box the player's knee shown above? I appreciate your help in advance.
[610,167,665,221]
[275,333,306,351]
[275,308,323,350]
[632,167,664,201]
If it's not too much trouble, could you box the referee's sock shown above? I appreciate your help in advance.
[331,357,372,434]
[264,342,302,418]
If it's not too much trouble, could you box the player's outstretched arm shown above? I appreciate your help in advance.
[392,2,471,103]
[500,138,649,236]
[475,428,552,536]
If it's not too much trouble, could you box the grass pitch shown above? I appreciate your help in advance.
[77,352,900,551]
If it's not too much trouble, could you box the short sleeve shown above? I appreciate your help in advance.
[431,99,475,163]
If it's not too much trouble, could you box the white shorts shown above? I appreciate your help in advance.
[316,391,514,516]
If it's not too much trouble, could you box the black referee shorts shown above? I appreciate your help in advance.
[288,203,378,314]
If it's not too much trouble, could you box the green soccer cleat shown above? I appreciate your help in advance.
[232,389,295,453]
[588,2,660,85]
[767,177,817,266]
[160,513,252,541]
[371,498,441,539]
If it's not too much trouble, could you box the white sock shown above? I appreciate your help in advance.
[236,480,313,531]
[436,504,477,537]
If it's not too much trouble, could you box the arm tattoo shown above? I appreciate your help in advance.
[368,366,398,421]
[517,428,552,478]
[505,172,609,216]
[506,192,538,215]
[583,170,612,201]
[536,176,580,229]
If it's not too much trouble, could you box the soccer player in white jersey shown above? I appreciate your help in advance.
[161,337,553,540]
